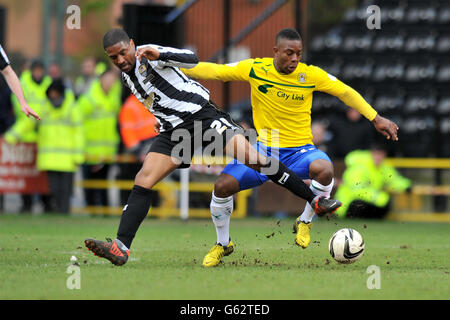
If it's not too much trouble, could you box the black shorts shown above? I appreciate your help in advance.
[148,101,243,168]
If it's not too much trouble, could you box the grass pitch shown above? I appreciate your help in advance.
[0,214,448,300]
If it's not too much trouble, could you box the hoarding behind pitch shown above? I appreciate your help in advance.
[0,138,49,194]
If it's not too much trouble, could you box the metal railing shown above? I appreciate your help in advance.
[73,155,450,218]
[73,179,252,219]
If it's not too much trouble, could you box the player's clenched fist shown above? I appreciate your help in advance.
[135,46,160,62]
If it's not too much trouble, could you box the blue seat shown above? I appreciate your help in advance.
[439,118,450,134]
[436,36,450,53]
[404,95,437,115]
[381,6,406,24]
[342,34,372,52]
[373,94,404,115]
[341,62,373,81]
[313,32,343,52]
[404,33,436,53]
[436,64,450,82]
[373,62,405,82]
[404,64,437,82]
[400,116,436,157]
[437,6,450,24]
[343,7,367,24]
[437,96,450,115]
[439,117,450,156]
[372,33,404,52]
[405,6,437,24]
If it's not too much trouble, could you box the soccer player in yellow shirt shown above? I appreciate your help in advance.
[182,28,399,267]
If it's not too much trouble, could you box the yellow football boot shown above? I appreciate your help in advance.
[202,240,235,267]
[293,217,313,249]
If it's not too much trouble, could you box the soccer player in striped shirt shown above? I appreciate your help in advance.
[183,28,399,266]
[0,44,40,120]
[84,29,341,266]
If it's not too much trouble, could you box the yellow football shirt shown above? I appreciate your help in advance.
[182,58,377,148]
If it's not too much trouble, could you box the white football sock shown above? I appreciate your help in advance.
[210,192,233,246]
[300,178,334,223]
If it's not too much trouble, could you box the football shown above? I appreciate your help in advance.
[328,228,365,264]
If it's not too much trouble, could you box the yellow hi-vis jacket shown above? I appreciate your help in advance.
[77,78,121,164]
[6,90,84,172]
[335,150,411,217]
[8,70,52,143]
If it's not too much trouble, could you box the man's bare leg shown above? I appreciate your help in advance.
[85,153,181,265]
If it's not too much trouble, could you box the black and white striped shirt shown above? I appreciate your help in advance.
[0,44,10,71]
[121,44,210,133]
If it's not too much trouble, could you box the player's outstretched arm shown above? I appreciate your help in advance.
[182,59,253,82]
[1,65,40,120]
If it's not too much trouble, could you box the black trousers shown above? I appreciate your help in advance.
[47,171,74,214]
[82,164,110,206]
[20,194,53,213]
[346,200,390,219]
[117,162,141,206]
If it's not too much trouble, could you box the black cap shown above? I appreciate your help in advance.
[30,59,44,70]
[46,78,66,97]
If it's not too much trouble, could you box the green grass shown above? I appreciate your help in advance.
[0,214,449,300]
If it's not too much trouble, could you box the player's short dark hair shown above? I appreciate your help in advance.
[46,78,65,97]
[276,28,302,44]
[103,28,130,50]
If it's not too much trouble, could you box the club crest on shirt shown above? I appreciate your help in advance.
[138,63,148,77]
[298,73,307,83]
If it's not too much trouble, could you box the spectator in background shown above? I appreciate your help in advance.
[327,108,375,159]
[10,59,51,125]
[48,61,62,80]
[117,94,159,206]
[74,57,107,98]
[48,61,73,91]
[6,59,52,213]
[78,69,121,209]
[334,142,411,219]
[6,79,83,214]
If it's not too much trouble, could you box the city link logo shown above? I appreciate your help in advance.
[257,85,304,101]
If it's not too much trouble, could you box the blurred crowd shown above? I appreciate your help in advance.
[0,57,158,214]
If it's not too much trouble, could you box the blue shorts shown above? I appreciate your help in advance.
[222,142,332,190]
